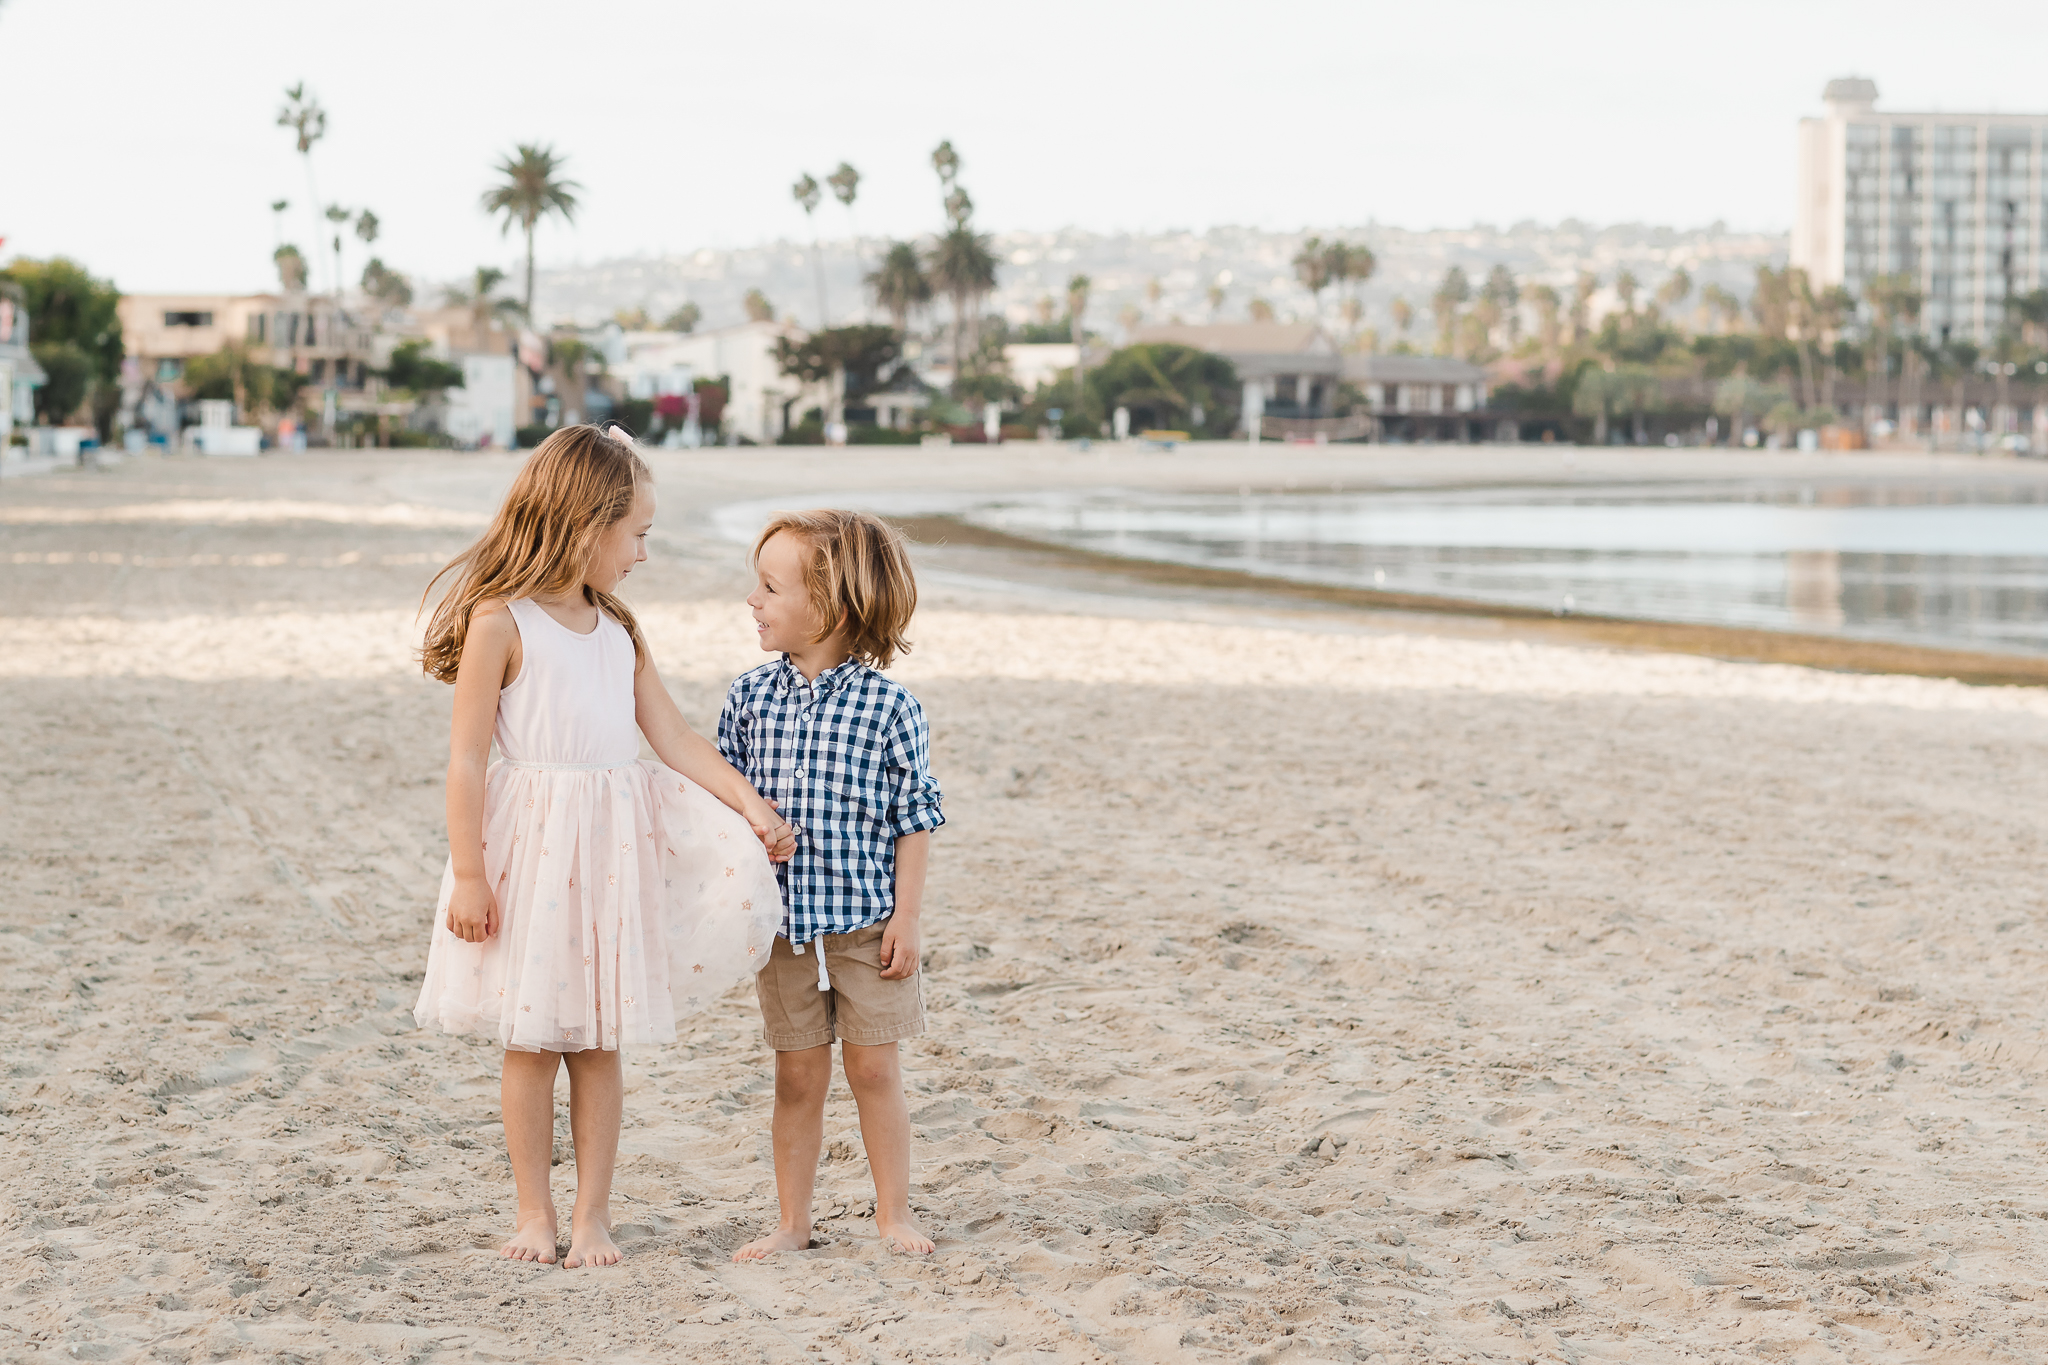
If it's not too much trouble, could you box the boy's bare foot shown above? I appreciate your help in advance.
[877,1211,933,1256]
[564,1212,621,1268]
[501,1210,559,1264]
[733,1225,814,1261]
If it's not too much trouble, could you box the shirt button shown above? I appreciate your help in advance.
[794,766,806,778]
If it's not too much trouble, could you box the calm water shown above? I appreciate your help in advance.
[964,482,2048,655]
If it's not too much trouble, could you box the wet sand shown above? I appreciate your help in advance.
[4,444,2048,1364]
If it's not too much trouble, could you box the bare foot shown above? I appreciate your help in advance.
[733,1225,813,1262]
[500,1210,559,1264]
[564,1211,621,1268]
[877,1211,933,1256]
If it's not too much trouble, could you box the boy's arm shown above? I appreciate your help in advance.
[634,657,794,861]
[878,831,928,980]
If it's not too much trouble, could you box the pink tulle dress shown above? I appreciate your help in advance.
[413,598,781,1052]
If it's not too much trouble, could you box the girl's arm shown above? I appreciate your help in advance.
[444,602,519,941]
[634,654,795,861]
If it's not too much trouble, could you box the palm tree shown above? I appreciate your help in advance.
[1390,297,1413,340]
[1613,269,1640,315]
[352,210,380,308]
[867,242,932,334]
[744,290,775,324]
[931,140,961,188]
[928,226,998,391]
[1293,236,1332,325]
[1328,242,1375,339]
[276,84,327,292]
[324,204,351,307]
[1207,282,1226,319]
[1067,274,1091,412]
[828,162,863,316]
[1248,298,1277,323]
[1431,266,1470,354]
[1527,283,1562,357]
[1480,264,1519,346]
[270,199,290,249]
[792,172,827,326]
[1813,284,1855,412]
[443,266,520,337]
[662,302,701,333]
[1570,271,1598,343]
[1655,269,1692,316]
[480,143,582,320]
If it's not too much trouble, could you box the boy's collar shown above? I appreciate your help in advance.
[775,653,865,692]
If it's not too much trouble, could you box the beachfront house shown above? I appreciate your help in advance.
[1132,322,1342,434]
[607,319,825,445]
[0,289,47,453]
[117,292,376,440]
[1342,354,1491,442]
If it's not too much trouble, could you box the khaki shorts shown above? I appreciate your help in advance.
[755,920,925,1050]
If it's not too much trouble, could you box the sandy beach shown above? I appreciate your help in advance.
[5,442,2048,1364]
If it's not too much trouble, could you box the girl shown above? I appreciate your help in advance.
[413,424,788,1268]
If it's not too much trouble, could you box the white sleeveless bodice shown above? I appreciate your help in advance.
[495,598,641,765]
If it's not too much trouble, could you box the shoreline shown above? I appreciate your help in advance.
[893,511,2048,689]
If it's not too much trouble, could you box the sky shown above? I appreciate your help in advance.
[4,0,2046,296]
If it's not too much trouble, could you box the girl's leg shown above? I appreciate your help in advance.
[733,1044,832,1260]
[500,1049,564,1262]
[561,1048,623,1268]
[841,1042,932,1254]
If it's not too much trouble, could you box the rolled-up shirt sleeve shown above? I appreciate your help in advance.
[883,694,945,836]
[715,685,746,770]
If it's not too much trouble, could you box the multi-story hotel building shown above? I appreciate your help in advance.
[1794,78,2047,343]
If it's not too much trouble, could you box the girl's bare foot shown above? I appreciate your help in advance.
[564,1211,621,1268]
[501,1210,559,1264]
[733,1225,814,1261]
[877,1211,933,1255]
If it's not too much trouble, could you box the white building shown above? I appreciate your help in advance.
[446,355,517,449]
[0,293,47,449]
[1794,77,2048,343]
[610,320,824,444]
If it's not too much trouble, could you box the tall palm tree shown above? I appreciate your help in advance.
[480,143,582,321]
[1206,282,1225,319]
[1527,284,1562,358]
[324,205,352,307]
[867,242,932,334]
[928,226,998,392]
[1431,267,1470,354]
[792,172,827,326]
[1655,268,1692,315]
[1327,242,1375,339]
[1570,271,1599,343]
[1293,236,1332,325]
[1067,274,1091,413]
[828,162,863,316]
[276,84,327,292]
[1390,297,1413,339]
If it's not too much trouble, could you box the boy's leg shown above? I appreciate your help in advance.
[500,1049,564,1262]
[562,1048,623,1267]
[733,1044,833,1260]
[841,1041,932,1254]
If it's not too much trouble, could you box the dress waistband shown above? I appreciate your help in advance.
[500,758,641,772]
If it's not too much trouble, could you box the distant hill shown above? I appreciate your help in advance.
[527,221,1786,340]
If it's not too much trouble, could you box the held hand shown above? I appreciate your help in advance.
[745,798,797,863]
[446,874,500,943]
[878,912,920,981]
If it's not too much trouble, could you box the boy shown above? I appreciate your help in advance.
[722,510,944,1259]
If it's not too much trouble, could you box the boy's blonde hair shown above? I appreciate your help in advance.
[753,510,918,668]
[418,424,650,683]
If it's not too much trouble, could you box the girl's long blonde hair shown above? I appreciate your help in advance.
[419,424,651,683]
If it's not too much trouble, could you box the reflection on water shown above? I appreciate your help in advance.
[967,482,2048,655]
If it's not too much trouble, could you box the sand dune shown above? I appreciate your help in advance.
[4,449,2047,1364]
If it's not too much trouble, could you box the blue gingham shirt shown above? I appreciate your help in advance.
[717,656,945,945]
